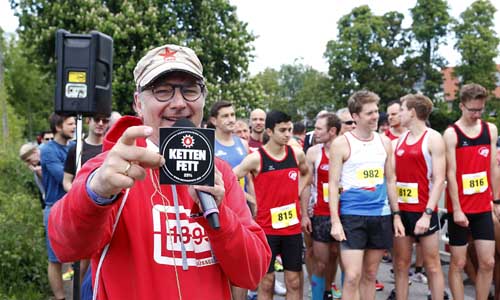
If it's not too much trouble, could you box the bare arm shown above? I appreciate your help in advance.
[300,146,317,234]
[443,128,461,211]
[233,152,260,179]
[487,123,500,220]
[328,136,348,241]
[382,135,399,213]
[382,134,404,237]
[414,130,446,235]
[443,127,469,227]
[427,130,447,211]
[488,123,499,199]
[62,172,74,192]
[293,146,311,197]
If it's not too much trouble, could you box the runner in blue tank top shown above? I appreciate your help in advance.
[328,91,405,300]
[209,100,253,300]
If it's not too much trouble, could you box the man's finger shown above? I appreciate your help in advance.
[117,146,165,168]
[120,126,153,146]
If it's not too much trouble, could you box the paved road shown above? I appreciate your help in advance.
[63,254,479,300]
[274,252,478,300]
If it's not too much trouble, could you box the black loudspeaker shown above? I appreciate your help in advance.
[54,29,113,116]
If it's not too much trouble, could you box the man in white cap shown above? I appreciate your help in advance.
[48,44,271,300]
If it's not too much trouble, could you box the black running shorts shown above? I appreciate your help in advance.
[266,233,303,273]
[340,215,393,250]
[448,211,494,246]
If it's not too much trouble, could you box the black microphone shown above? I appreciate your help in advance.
[172,118,220,230]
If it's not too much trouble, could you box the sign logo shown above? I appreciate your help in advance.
[159,127,215,185]
[181,135,194,148]
[288,170,298,181]
[478,146,489,157]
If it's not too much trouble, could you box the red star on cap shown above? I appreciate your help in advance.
[159,48,177,60]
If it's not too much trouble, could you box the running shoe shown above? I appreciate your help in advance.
[411,271,428,284]
[426,290,450,300]
[389,268,413,285]
[382,253,392,263]
[247,294,257,300]
[331,283,342,299]
[387,288,396,300]
[375,280,384,291]
[323,291,333,299]
[247,290,258,300]
[274,279,286,296]
[62,269,74,281]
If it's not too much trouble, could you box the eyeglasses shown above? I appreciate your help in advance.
[144,83,205,102]
[343,120,356,125]
[44,137,53,141]
[93,117,110,124]
[463,105,484,114]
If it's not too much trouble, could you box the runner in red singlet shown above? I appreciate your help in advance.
[392,94,446,300]
[234,110,310,300]
[443,83,500,300]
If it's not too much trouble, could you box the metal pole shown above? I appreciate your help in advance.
[72,113,83,300]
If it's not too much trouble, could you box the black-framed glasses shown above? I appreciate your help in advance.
[44,137,53,141]
[144,83,205,102]
[463,105,484,114]
[343,120,356,125]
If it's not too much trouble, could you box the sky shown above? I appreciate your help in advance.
[1,0,499,74]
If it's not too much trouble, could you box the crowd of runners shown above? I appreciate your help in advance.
[25,43,500,300]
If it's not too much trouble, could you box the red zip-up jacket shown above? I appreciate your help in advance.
[48,116,271,300]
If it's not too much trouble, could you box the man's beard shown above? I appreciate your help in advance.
[252,128,264,134]
[61,132,74,141]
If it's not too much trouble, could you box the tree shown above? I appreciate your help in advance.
[10,0,260,115]
[3,37,53,140]
[453,0,499,91]
[254,62,335,121]
[410,0,451,100]
[324,6,415,106]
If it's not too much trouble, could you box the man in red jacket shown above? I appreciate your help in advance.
[48,44,271,300]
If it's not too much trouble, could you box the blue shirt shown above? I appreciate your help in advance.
[214,135,247,168]
[41,140,73,206]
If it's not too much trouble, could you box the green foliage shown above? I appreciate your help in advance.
[429,101,460,133]
[0,144,49,299]
[410,0,451,99]
[324,6,416,105]
[254,62,335,121]
[0,63,48,297]
[0,37,27,149]
[10,0,260,115]
[3,37,53,140]
[453,0,499,91]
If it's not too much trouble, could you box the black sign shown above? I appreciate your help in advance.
[159,127,215,186]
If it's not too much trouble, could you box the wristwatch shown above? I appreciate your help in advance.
[424,208,433,216]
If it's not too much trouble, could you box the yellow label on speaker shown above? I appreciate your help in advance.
[68,71,86,83]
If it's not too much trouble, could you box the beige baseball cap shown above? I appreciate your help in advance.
[134,44,204,90]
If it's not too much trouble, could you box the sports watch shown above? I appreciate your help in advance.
[424,208,433,216]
